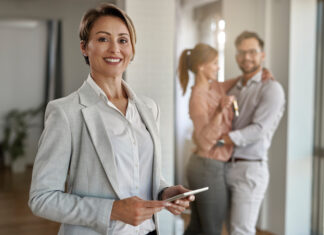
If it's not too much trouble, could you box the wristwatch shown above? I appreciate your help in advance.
[215,139,225,147]
[158,187,169,200]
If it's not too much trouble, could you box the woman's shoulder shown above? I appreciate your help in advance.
[45,91,80,117]
[47,92,79,108]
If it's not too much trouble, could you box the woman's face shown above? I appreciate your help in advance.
[81,16,133,79]
[200,56,219,81]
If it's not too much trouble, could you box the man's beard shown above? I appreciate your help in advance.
[239,63,261,74]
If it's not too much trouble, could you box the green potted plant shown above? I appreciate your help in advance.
[1,105,43,173]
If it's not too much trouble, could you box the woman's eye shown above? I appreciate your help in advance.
[98,37,108,42]
[119,38,128,44]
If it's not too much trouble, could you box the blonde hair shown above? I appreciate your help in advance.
[178,43,218,95]
[79,3,136,64]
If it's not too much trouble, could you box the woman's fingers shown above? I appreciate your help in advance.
[111,197,168,226]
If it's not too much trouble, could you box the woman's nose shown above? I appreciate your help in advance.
[109,41,120,53]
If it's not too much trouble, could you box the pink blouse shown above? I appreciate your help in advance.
[189,81,234,161]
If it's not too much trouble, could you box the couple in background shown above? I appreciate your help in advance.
[179,32,285,235]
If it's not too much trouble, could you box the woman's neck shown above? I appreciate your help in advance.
[90,73,127,100]
[194,72,210,88]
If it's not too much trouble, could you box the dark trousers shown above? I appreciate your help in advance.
[184,154,228,235]
[146,230,157,235]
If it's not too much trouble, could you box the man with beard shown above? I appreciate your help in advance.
[220,31,285,235]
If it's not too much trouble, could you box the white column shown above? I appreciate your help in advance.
[123,1,176,234]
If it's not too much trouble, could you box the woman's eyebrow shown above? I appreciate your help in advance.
[95,31,130,37]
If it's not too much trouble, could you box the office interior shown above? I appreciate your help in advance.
[0,0,323,234]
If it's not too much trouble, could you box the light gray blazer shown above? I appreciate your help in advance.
[29,81,169,235]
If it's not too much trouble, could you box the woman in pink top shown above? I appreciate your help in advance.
[178,43,237,235]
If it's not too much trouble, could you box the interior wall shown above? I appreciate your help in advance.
[285,0,316,234]
[0,20,47,165]
[263,0,290,233]
[122,1,176,234]
[223,0,266,79]
[0,0,114,165]
[0,0,113,95]
[174,0,201,187]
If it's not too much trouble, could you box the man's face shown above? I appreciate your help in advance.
[236,38,265,74]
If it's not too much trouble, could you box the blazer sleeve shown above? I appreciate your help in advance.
[29,101,113,234]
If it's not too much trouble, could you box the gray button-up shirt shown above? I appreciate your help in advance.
[228,70,285,161]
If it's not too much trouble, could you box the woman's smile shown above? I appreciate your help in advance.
[81,15,133,79]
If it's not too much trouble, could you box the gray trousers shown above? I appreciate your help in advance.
[225,161,269,235]
[184,154,228,235]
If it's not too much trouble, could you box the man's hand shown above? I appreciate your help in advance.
[111,196,170,226]
[221,95,236,110]
[161,185,195,215]
[222,134,234,146]
[262,68,275,82]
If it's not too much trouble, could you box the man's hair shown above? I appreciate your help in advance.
[235,31,264,50]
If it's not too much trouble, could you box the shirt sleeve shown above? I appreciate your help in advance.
[189,91,223,152]
[228,81,285,146]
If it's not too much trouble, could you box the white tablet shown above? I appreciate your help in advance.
[164,187,209,202]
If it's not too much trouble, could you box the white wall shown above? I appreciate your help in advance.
[263,0,290,233]
[0,0,113,95]
[0,0,114,164]
[223,0,266,79]
[0,20,47,165]
[285,0,316,234]
[174,0,199,187]
[122,1,176,234]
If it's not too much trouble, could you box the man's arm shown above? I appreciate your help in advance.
[221,77,241,92]
[224,81,285,147]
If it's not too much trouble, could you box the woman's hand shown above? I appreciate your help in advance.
[111,196,169,226]
[161,185,195,215]
[220,95,236,110]
[262,68,275,82]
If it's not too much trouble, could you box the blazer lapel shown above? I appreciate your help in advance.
[78,82,121,198]
[134,98,162,200]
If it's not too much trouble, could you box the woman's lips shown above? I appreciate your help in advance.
[104,57,122,64]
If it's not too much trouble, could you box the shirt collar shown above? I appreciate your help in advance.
[236,69,263,89]
[86,74,136,102]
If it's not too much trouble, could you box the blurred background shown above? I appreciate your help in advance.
[0,0,322,234]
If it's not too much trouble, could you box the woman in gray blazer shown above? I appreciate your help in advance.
[28,3,193,235]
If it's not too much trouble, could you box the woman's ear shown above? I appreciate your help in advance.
[80,40,87,56]
[197,65,205,72]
